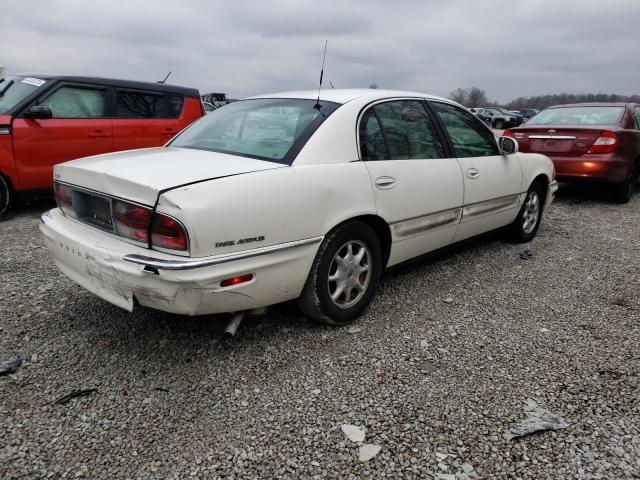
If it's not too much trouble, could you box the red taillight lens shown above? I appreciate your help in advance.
[587,130,618,154]
[53,182,75,217]
[503,129,513,137]
[113,200,152,243]
[151,213,188,251]
[220,274,253,288]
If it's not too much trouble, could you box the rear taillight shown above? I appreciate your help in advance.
[53,182,75,217]
[503,129,513,137]
[113,200,152,243]
[151,213,188,251]
[587,131,618,154]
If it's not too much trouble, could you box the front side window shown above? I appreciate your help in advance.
[360,100,445,161]
[0,76,46,115]
[169,98,339,164]
[430,101,499,158]
[116,91,184,118]
[526,106,625,126]
[41,86,106,118]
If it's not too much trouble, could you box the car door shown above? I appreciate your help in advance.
[112,89,184,150]
[12,83,113,190]
[360,99,464,267]
[429,101,523,241]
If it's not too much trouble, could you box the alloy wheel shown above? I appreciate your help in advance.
[327,240,371,309]
[522,190,540,234]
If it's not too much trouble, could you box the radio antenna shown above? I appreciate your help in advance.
[158,71,172,84]
[314,41,327,110]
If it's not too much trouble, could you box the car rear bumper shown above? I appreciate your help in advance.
[549,154,629,183]
[40,208,320,316]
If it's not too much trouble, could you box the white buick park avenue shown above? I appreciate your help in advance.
[40,90,557,325]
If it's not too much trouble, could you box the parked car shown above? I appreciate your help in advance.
[474,108,493,125]
[40,89,557,325]
[203,102,217,114]
[0,74,204,216]
[478,107,524,129]
[519,108,539,119]
[504,103,640,203]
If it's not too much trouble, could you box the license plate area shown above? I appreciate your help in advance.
[71,190,114,232]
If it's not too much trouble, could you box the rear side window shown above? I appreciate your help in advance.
[41,86,106,118]
[634,107,640,130]
[430,102,499,158]
[116,91,184,118]
[360,100,445,161]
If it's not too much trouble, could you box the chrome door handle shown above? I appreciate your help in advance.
[375,176,396,189]
[466,168,480,179]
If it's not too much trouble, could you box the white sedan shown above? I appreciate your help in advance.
[40,89,557,325]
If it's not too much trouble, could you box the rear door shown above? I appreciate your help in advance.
[429,101,523,240]
[360,99,464,266]
[112,89,184,150]
[12,83,113,190]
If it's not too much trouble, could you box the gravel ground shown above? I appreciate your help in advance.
[1,187,638,479]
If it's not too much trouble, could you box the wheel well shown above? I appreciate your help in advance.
[531,174,549,203]
[329,215,392,268]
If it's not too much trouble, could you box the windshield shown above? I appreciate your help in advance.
[0,76,47,115]
[170,98,339,164]
[527,106,625,126]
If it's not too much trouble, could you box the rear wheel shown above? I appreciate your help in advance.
[298,221,382,325]
[0,176,10,218]
[508,182,545,243]
[612,163,638,204]
[494,119,505,130]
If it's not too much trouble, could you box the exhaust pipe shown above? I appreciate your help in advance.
[224,312,245,337]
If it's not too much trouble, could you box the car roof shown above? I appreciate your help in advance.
[14,73,200,98]
[249,88,453,105]
[548,102,634,109]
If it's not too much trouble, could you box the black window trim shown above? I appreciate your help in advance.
[426,99,501,157]
[356,97,453,162]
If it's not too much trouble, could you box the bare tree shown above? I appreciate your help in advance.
[467,87,488,107]
[449,88,468,105]
[369,83,379,89]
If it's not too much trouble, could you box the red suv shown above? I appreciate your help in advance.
[0,74,204,215]
[505,103,640,203]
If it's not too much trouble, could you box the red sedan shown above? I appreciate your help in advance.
[504,103,640,202]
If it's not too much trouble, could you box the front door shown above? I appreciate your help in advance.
[360,99,464,267]
[429,101,523,241]
[12,84,113,190]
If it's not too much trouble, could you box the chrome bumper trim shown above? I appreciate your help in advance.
[123,236,323,271]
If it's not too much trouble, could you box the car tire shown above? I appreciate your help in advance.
[298,221,382,326]
[494,120,505,130]
[0,176,10,218]
[611,163,638,204]
[507,181,545,243]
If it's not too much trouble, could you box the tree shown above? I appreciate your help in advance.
[369,83,379,89]
[467,87,488,107]
[449,87,468,105]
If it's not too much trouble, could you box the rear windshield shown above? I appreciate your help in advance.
[169,98,339,164]
[0,76,47,114]
[527,106,625,126]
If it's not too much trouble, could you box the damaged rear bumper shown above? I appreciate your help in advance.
[40,209,321,316]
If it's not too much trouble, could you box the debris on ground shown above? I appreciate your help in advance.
[53,388,98,405]
[358,444,381,462]
[0,357,22,375]
[519,249,533,260]
[341,424,365,443]
[507,399,570,439]
[346,326,362,334]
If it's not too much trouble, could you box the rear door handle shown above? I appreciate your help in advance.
[466,168,480,179]
[88,130,109,138]
[375,176,396,189]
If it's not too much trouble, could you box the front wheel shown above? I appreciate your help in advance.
[494,119,505,130]
[0,176,10,218]
[508,183,545,243]
[298,221,382,325]
[611,163,638,204]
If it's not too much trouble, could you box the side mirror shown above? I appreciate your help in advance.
[24,105,53,120]
[499,136,519,154]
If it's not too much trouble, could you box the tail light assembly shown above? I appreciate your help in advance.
[53,182,75,218]
[587,131,618,154]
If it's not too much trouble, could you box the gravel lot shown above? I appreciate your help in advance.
[1,187,639,479]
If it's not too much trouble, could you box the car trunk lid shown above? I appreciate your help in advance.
[511,126,614,156]
[54,147,285,205]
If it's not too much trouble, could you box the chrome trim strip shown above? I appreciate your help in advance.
[123,236,323,270]
[528,135,576,140]
[391,208,461,239]
[462,193,520,220]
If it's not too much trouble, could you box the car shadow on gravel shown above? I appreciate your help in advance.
[0,197,55,222]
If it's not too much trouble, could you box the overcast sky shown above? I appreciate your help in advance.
[2,0,639,102]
